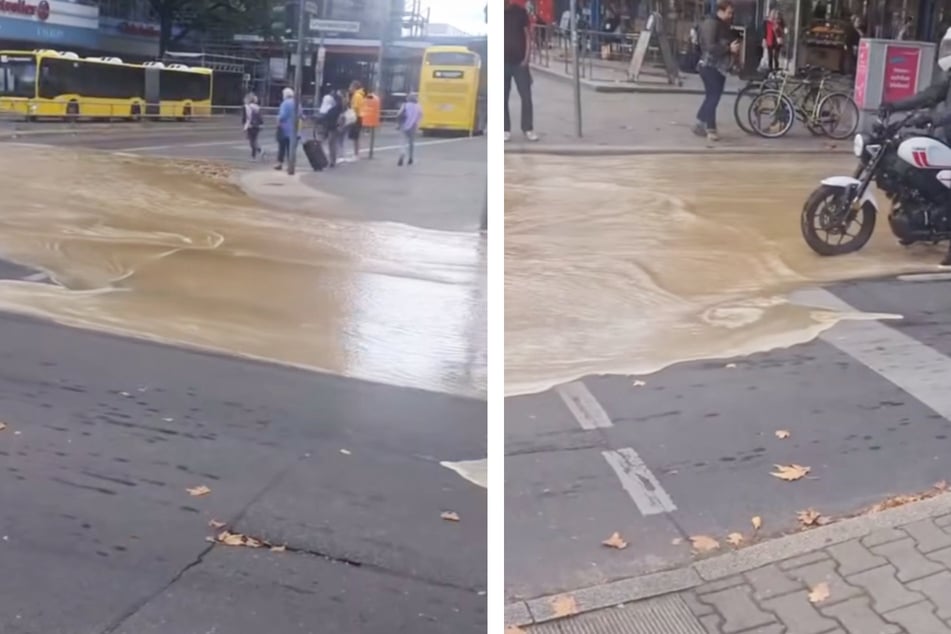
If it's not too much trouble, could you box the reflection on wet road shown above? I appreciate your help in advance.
[505,154,942,396]
[0,146,485,398]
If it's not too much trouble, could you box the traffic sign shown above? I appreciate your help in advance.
[309,18,360,32]
[304,1,319,14]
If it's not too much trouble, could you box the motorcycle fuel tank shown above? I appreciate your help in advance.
[898,136,951,170]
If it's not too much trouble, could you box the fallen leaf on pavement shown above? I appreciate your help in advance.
[752,516,763,531]
[632,379,646,387]
[244,536,263,549]
[550,594,578,618]
[217,531,245,547]
[690,535,720,553]
[726,532,744,547]
[868,493,925,512]
[601,532,628,550]
[775,430,790,439]
[797,508,824,527]
[208,519,226,529]
[270,544,287,552]
[186,485,211,497]
[808,581,830,604]
[771,464,811,481]
[440,511,460,522]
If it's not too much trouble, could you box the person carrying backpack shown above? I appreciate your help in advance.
[243,93,263,160]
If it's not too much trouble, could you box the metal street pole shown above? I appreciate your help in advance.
[369,1,393,159]
[569,0,582,137]
[287,0,307,175]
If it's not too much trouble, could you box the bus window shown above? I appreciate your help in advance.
[424,52,478,66]
[39,58,145,100]
[0,57,36,98]
[160,71,211,101]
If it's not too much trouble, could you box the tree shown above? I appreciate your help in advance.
[148,0,274,55]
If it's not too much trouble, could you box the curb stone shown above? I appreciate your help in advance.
[505,491,951,627]
[505,144,853,156]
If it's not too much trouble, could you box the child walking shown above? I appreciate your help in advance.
[396,93,423,166]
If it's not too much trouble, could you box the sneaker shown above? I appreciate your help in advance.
[408,158,413,166]
[274,164,283,171]
[691,122,706,137]
[398,156,404,166]
[525,130,539,142]
[706,130,720,142]
[504,131,511,142]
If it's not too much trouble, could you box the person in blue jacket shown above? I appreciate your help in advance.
[275,87,296,171]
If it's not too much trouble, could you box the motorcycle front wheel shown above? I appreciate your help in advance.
[801,185,876,256]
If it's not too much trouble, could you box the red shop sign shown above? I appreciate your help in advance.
[853,39,870,108]
[0,0,49,21]
[883,45,921,103]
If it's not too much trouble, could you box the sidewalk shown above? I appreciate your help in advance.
[509,493,951,633]
[238,135,486,233]
[505,71,852,154]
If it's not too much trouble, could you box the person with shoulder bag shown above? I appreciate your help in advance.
[243,93,263,160]
[694,0,741,142]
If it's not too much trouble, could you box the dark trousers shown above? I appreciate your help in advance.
[246,127,260,156]
[767,46,781,71]
[696,65,726,131]
[276,132,291,164]
[504,63,534,133]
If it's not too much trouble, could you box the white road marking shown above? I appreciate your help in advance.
[602,448,677,515]
[898,272,951,283]
[556,381,613,429]
[440,458,487,488]
[792,287,951,420]
[117,136,474,153]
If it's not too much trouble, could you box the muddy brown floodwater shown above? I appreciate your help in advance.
[0,145,485,398]
[505,154,943,396]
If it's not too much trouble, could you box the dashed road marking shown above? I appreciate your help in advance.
[602,447,677,515]
[556,381,613,429]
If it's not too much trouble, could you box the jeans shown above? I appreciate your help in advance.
[767,46,781,71]
[276,132,291,164]
[246,127,260,157]
[327,128,340,166]
[504,63,534,132]
[696,65,726,131]
[401,129,416,162]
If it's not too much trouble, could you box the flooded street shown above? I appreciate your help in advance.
[0,145,485,398]
[505,154,942,396]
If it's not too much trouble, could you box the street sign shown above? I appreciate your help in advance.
[304,1,319,14]
[309,18,360,32]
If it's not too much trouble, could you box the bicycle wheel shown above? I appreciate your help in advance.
[815,92,859,140]
[733,83,763,135]
[747,90,795,138]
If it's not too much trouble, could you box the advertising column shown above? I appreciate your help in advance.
[853,38,935,132]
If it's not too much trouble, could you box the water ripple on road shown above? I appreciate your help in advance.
[505,154,941,396]
[0,145,486,399]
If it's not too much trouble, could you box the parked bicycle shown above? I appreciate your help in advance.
[732,69,785,135]
[746,66,858,140]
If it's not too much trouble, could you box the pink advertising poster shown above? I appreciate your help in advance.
[883,45,921,102]
[853,40,870,108]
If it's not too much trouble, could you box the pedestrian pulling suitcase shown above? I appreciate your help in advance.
[302,139,328,171]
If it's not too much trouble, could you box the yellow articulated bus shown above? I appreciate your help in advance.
[0,49,212,120]
[417,45,484,136]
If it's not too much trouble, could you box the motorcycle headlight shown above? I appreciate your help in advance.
[853,133,865,158]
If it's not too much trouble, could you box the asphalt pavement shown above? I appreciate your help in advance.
[0,126,487,633]
[505,273,951,605]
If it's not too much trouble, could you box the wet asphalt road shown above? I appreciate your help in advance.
[0,127,487,632]
[505,274,951,602]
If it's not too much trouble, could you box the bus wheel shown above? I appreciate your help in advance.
[130,104,142,122]
[66,100,79,122]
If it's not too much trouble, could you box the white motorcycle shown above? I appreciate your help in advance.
[801,109,951,255]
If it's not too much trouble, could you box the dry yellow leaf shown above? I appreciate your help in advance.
[771,464,811,481]
[208,519,226,529]
[550,594,578,618]
[797,508,823,527]
[752,516,763,531]
[244,536,263,549]
[690,535,720,553]
[775,430,790,439]
[601,532,628,550]
[440,511,460,522]
[217,531,245,546]
[186,485,211,497]
[808,581,830,604]
[726,532,744,547]
[270,544,287,553]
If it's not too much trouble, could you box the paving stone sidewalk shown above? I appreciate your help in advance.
[526,511,951,633]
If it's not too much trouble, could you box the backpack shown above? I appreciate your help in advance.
[249,106,263,129]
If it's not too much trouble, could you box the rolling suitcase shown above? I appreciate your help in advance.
[302,139,328,171]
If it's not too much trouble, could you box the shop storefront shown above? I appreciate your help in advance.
[0,0,99,51]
